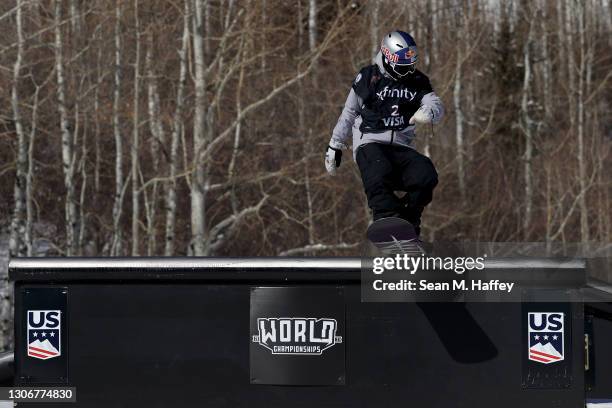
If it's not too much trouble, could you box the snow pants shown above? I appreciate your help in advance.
[356,143,438,236]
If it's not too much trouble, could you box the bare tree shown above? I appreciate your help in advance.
[111,0,124,255]
[131,0,141,256]
[25,85,40,256]
[165,0,190,256]
[520,8,535,236]
[9,0,27,257]
[190,0,208,255]
[54,0,78,255]
[575,0,590,243]
[0,0,610,261]
[145,33,163,256]
[453,7,466,202]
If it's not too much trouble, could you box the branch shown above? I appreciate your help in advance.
[196,4,355,163]
[207,193,269,253]
[278,243,360,256]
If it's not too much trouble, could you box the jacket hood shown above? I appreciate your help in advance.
[373,51,393,79]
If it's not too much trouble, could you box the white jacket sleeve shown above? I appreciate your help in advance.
[329,88,363,149]
[420,92,445,124]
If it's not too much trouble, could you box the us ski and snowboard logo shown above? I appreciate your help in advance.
[252,317,342,355]
[27,310,61,360]
[528,312,564,364]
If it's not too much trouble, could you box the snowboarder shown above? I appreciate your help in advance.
[325,30,444,238]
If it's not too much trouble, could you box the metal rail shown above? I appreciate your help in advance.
[9,256,585,270]
[8,257,586,283]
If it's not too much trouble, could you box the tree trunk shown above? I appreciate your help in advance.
[564,0,576,130]
[228,31,246,213]
[191,0,208,255]
[54,0,78,255]
[131,0,141,256]
[540,2,552,118]
[454,27,466,202]
[165,0,190,256]
[576,0,589,243]
[111,0,124,255]
[308,0,317,51]
[9,0,27,257]
[521,15,535,237]
[78,113,88,254]
[94,31,102,194]
[370,0,379,55]
[70,0,80,33]
[26,87,40,256]
[298,0,318,249]
[145,35,160,255]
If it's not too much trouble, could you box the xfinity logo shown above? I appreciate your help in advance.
[376,86,417,101]
[252,317,342,355]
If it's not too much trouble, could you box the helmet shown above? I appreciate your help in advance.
[380,31,418,80]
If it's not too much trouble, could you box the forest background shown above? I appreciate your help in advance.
[0,0,611,350]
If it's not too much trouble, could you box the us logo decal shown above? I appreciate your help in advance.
[27,310,61,360]
[528,312,564,364]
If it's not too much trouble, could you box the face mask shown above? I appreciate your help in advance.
[383,57,416,79]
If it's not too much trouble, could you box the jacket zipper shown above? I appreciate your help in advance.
[390,130,395,144]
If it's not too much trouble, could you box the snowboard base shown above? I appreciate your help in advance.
[366,217,423,255]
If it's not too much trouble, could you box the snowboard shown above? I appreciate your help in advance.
[366,216,423,255]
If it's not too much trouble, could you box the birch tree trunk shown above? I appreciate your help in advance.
[54,0,78,255]
[423,0,437,157]
[540,1,552,118]
[78,113,88,254]
[111,0,124,255]
[145,32,166,255]
[191,0,208,255]
[454,22,466,202]
[70,0,80,33]
[131,0,141,256]
[204,0,210,57]
[308,0,317,51]
[370,0,380,55]
[576,0,589,243]
[9,0,27,257]
[227,33,246,216]
[303,0,318,249]
[585,5,597,242]
[564,0,576,130]
[260,0,267,70]
[94,31,102,193]
[26,87,40,256]
[521,15,535,235]
[165,0,190,256]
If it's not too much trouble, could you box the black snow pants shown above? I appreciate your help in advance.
[356,143,438,236]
